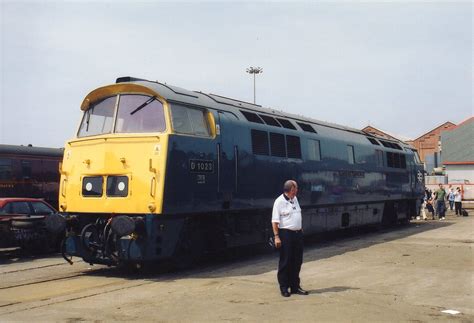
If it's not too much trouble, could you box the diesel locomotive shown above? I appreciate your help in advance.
[48,76,424,268]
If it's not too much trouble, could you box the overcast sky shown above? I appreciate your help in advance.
[1,1,472,147]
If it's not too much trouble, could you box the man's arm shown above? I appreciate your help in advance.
[272,222,282,248]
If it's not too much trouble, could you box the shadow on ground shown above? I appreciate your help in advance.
[76,219,457,282]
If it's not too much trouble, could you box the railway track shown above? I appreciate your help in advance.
[0,254,158,316]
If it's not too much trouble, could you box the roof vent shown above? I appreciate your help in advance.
[116,76,151,83]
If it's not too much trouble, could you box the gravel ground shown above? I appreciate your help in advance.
[0,210,472,322]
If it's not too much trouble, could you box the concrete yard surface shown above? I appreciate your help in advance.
[0,213,473,322]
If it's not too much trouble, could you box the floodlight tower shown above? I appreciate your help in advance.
[246,66,263,104]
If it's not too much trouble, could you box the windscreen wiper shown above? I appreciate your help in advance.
[85,109,92,131]
[130,96,156,115]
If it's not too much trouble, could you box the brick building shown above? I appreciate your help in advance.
[406,121,456,163]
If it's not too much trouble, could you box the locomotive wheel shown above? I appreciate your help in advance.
[80,223,101,253]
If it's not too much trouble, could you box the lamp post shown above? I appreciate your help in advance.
[246,66,263,104]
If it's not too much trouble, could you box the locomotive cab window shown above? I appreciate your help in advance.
[78,94,166,137]
[171,105,211,137]
[115,95,166,133]
[78,96,116,137]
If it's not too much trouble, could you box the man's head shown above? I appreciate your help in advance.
[439,184,444,189]
[283,180,298,198]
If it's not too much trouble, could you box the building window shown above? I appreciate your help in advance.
[308,139,321,161]
[347,145,355,164]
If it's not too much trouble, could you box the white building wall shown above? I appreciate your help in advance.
[446,164,474,183]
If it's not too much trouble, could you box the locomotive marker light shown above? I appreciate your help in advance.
[246,66,263,104]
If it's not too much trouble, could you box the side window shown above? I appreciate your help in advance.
[77,96,116,137]
[11,202,31,214]
[31,202,55,215]
[347,145,355,164]
[42,160,60,182]
[0,158,13,180]
[171,105,211,137]
[308,139,321,161]
[375,150,384,167]
[251,130,269,156]
[21,160,32,179]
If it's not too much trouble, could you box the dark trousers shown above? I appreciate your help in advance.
[278,229,303,292]
[436,200,445,217]
[449,200,454,210]
[455,202,462,215]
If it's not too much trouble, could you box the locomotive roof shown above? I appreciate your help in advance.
[86,76,408,147]
[116,76,368,136]
[0,144,64,157]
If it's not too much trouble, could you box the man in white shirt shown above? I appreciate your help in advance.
[272,180,308,297]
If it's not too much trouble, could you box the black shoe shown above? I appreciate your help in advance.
[280,290,291,297]
[291,287,309,295]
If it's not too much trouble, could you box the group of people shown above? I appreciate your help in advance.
[422,184,463,220]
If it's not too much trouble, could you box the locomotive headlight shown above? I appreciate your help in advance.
[82,176,103,197]
[106,176,128,197]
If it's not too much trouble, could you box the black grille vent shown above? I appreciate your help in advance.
[251,130,269,155]
[367,137,380,145]
[259,115,281,127]
[270,133,286,157]
[380,140,402,150]
[297,122,317,133]
[276,118,297,130]
[241,111,264,124]
[286,135,302,159]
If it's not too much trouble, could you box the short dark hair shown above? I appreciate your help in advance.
[283,180,297,192]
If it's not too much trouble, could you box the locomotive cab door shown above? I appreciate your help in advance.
[217,111,240,208]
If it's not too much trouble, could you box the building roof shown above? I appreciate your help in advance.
[412,121,456,141]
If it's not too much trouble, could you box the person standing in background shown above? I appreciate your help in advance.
[448,188,455,211]
[454,187,463,216]
[434,184,447,220]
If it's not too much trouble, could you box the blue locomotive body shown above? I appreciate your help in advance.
[56,77,424,267]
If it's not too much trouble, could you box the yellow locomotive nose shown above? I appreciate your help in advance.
[59,84,170,216]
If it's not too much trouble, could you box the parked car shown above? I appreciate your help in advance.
[0,198,63,252]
